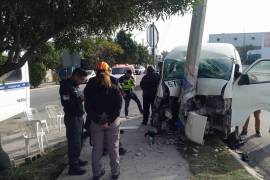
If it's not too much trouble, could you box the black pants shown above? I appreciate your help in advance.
[142,96,155,124]
[64,115,84,168]
[124,92,143,116]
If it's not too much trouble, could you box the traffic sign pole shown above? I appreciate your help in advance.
[146,23,159,66]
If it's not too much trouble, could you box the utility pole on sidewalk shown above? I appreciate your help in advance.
[181,0,208,103]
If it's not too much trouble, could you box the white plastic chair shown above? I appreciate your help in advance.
[45,105,64,132]
[24,108,49,133]
[22,120,48,156]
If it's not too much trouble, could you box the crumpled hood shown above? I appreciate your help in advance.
[196,78,228,96]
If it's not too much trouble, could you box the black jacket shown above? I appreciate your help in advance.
[84,77,122,125]
[140,72,160,99]
[59,79,84,116]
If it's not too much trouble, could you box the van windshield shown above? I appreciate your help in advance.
[163,57,233,81]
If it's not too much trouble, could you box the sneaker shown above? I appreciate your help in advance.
[112,172,120,180]
[240,131,247,140]
[256,130,262,137]
[119,147,127,155]
[125,116,130,119]
[79,160,88,167]
[93,169,105,180]
[68,167,86,176]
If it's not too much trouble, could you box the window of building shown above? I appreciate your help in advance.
[216,38,220,42]
[234,37,238,41]
[251,37,255,40]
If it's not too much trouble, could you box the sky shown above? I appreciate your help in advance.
[132,0,270,52]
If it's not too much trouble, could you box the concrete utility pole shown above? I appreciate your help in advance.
[152,22,155,65]
[181,0,208,103]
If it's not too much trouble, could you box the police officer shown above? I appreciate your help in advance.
[59,68,88,175]
[119,69,143,118]
[140,66,160,125]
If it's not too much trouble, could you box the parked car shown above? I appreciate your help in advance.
[154,43,270,141]
[111,64,136,81]
[134,65,145,75]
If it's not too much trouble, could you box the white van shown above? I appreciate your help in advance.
[155,43,270,140]
[0,62,30,122]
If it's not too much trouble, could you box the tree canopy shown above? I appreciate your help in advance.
[115,30,138,64]
[80,37,124,66]
[0,0,195,76]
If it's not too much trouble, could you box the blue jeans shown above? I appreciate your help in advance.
[124,92,143,116]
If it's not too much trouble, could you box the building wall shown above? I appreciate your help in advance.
[209,32,265,47]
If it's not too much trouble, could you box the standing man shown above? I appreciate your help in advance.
[59,68,88,175]
[119,69,143,118]
[140,66,160,125]
[240,110,262,138]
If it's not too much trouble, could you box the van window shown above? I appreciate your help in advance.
[163,59,185,81]
[247,60,270,83]
[0,69,22,83]
[198,57,233,80]
[163,57,233,81]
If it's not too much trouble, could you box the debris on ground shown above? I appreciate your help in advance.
[178,135,256,180]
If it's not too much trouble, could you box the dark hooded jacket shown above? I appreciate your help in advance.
[84,77,122,125]
[140,72,160,100]
[59,79,84,116]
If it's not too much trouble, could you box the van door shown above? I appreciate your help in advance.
[231,59,270,128]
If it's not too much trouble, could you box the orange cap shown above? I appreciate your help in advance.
[96,61,110,71]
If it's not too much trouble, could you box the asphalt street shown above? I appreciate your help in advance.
[30,74,143,117]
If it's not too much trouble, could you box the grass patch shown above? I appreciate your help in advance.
[0,142,67,180]
[178,136,256,180]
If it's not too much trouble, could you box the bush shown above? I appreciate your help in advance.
[29,62,47,88]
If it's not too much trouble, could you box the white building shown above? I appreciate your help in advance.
[209,32,267,48]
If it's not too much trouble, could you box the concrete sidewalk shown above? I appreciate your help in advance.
[57,116,191,180]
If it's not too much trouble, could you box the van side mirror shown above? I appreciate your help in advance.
[238,74,250,85]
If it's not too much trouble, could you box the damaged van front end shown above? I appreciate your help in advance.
[154,43,242,140]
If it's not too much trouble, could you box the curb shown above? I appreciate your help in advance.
[228,149,264,180]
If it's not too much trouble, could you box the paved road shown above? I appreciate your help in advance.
[31,74,143,107]
[30,74,143,116]
[31,86,61,111]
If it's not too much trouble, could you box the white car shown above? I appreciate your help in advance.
[111,66,136,81]
[155,43,270,141]
[134,65,145,75]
